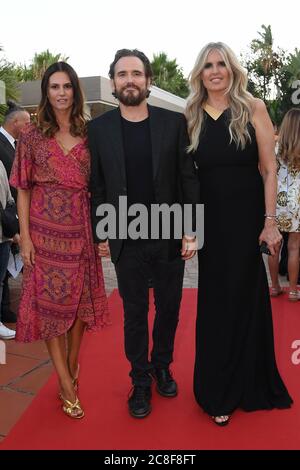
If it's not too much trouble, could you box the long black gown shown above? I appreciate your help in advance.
[193,108,292,416]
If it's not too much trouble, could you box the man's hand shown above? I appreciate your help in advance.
[98,240,110,258]
[12,234,21,244]
[181,235,197,260]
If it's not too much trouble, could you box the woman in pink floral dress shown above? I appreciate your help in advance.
[10,62,109,419]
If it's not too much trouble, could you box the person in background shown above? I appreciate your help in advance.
[0,102,30,324]
[0,160,17,339]
[269,120,289,283]
[186,42,293,426]
[10,62,109,419]
[268,108,300,301]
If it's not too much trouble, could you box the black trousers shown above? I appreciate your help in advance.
[0,273,10,320]
[115,240,185,386]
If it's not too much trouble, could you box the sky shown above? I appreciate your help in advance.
[1,0,299,79]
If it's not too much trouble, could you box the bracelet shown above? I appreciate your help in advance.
[264,214,277,219]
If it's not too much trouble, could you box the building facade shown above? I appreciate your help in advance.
[18,76,186,118]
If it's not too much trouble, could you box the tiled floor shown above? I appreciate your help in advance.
[0,255,287,441]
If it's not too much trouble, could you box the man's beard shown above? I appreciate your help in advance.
[114,84,149,106]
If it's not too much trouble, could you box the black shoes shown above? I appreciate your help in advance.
[128,385,152,418]
[151,368,178,397]
[1,310,17,323]
[128,369,178,418]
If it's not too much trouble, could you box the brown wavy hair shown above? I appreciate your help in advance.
[278,108,300,170]
[36,62,86,137]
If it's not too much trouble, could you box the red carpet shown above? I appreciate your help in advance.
[1,289,299,450]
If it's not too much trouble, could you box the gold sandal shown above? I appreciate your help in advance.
[60,395,84,419]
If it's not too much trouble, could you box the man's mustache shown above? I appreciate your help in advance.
[122,84,139,91]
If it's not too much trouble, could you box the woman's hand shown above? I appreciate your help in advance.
[20,235,35,267]
[259,220,282,256]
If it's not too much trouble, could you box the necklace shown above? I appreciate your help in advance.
[56,138,72,155]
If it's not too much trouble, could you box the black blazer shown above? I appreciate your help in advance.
[0,132,17,200]
[88,105,199,264]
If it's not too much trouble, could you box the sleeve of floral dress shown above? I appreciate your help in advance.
[10,124,34,190]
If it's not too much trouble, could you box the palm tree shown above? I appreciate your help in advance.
[18,49,69,81]
[0,45,20,123]
[243,25,284,102]
[151,52,189,98]
[285,48,300,84]
[249,25,284,101]
[251,24,273,53]
[243,26,299,124]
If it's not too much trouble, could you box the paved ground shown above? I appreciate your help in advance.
[0,255,287,441]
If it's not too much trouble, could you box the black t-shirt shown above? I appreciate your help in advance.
[121,117,156,240]
[122,117,155,208]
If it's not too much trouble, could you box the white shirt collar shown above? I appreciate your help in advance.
[0,127,15,149]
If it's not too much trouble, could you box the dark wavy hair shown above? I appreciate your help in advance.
[109,49,153,81]
[36,62,86,137]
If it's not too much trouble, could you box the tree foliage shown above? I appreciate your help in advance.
[0,45,20,123]
[151,52,189,98]
[17,49,69,81]
[242,25,300,124]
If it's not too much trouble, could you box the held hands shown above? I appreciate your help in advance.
[98,240,110,258]
[259,219,282,256]
[181,235,197,260]
[20,235,35,268]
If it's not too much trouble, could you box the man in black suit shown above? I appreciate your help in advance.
[0,102,30,323]
[88,49,199,418]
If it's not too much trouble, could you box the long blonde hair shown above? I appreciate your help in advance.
[186,42,253,153]
[278,108,300,170]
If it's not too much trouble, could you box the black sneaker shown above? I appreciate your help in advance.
[151,368,178,397]
[128,385,152,418]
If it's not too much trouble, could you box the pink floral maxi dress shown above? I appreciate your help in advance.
[10,124,109,342]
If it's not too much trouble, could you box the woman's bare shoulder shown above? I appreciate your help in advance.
[251,98,267,114]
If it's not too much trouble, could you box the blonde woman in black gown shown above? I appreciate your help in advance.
[186,42,292,426]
